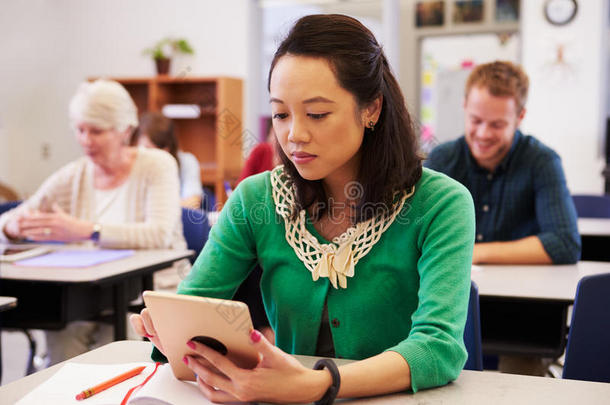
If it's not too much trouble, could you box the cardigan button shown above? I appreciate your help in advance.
[331,318,340,328]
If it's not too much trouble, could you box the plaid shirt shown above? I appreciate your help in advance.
[425,130,581,264]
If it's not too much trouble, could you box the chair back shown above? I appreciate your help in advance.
[463,280,483,371]
[572,194,610,218]
[181,208,211,264]
[563,273,610,382]
[0,200,21,215]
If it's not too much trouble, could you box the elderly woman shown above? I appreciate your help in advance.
[0,79,186,364]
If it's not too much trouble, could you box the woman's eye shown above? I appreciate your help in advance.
[308,113,329,120]
[273,113,288,120]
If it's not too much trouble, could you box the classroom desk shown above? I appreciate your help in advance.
[578,218,610,236]
[0,248,192,341]
[472,261,610,358]
[578,218,610,261]
[2,340,610,405]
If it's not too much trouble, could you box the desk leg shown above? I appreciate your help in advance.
[143,274,153,292]
[113,283,127,341]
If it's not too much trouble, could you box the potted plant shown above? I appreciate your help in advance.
[143,37,194,75]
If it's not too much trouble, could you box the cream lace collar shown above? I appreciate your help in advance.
[270,166,413,289]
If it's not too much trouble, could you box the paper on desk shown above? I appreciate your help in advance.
[14,249,135,267]
[128,363,211,405]
[15,362,222,405]
[14,362,153,405]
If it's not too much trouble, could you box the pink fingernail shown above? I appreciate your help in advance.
[183,356,188,365]
[250,329,261,343]
[186,341,196,349]
[145,333,154,338]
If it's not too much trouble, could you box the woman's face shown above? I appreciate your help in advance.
[269,55,371,186]
[75,122,127,165]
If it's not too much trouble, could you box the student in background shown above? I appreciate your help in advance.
[132,14,475,402]
[426,61,580,265]
[0,79,185,364]
[425,61,580,375]
[135,112,203,209]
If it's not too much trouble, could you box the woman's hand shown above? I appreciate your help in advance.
[181,195,202,210]
[129,309,165,356]
[17,204,92,242]
[3,214,26,240]
[184,329,332,403]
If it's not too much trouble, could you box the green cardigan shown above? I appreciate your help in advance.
[156,167,475,392]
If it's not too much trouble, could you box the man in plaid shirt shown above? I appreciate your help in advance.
[425,61,580,265]
[425,61,581,376]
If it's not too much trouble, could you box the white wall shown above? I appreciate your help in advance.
[259,3,382,119]
[521,0,608,194]
[0,0,249,196]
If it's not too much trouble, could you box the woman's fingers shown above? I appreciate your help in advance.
[21,228,55,241]
[129,314,147,337]
[186,340,241,379]
[196,377,239,403]
[140,308,158,337]
[18,214,56,230]
[134,310,165,354]
[186,355,233,393]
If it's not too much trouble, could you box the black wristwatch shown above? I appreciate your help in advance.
[90,223,101,243]
[313,359,341,405]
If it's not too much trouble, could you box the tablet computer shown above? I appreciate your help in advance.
[0,244,53,262]
[142,290,260,381]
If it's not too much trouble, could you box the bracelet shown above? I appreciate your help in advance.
[313,358,341,405]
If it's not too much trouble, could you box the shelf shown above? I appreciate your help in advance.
[104,76,243,205]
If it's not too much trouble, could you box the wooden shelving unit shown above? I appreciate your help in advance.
[102,76,243,207]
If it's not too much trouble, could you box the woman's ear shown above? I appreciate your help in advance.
[363,95,383,127]
[122,126,135,145]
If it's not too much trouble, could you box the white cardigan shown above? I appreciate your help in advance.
[0,148,186,249]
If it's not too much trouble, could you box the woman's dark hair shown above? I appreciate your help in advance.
[268,14,422,222]
[133,112,179,164]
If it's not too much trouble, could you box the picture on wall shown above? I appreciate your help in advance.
[495,0,520,22]
[453,0,484,23]
[416,1,445,27]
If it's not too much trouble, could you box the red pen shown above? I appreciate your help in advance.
[75,366,146,401]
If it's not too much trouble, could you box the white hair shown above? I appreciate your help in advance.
[69,79,138,132]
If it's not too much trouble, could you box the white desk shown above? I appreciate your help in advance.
[0,248,192,340]
[0,248,192,284]
[472,261,610,358]
[1,341,609,405]
[472,261,610,302]
[578,218,610,237]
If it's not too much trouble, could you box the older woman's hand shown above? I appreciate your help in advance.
[183,329,331,403]
[3,213,26,240]
[18,203,93,242]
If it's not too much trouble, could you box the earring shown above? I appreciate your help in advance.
[367,120,375,131]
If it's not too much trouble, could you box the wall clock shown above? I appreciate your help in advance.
[544,0,578,26]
